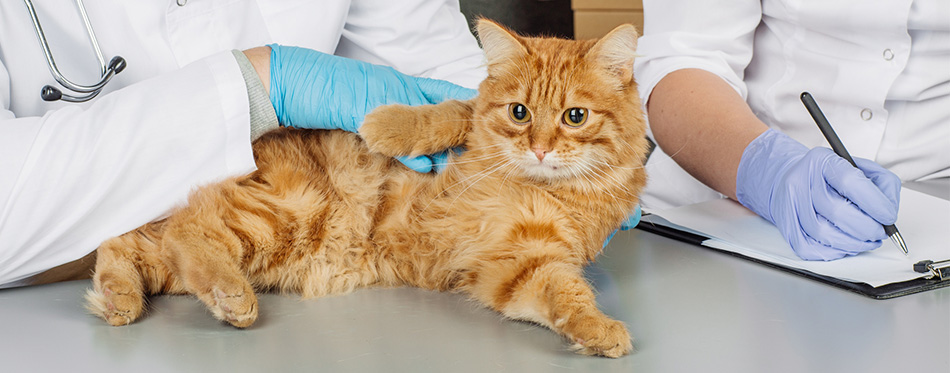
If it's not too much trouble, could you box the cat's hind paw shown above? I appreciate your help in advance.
[84,287,145,326]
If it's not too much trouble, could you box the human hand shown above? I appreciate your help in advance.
[603,205,642,249]
[736,129,901,260]
[267,44,477,172]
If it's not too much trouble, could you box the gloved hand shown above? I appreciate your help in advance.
[620,205,643,231]
[603,205,642,249]
[736,129,901,261]
[268,44,477,172]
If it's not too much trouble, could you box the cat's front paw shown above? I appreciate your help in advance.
[85,287,145,326]
[561,312,633,358]
[359,104,418,157]
[206,286,258,328]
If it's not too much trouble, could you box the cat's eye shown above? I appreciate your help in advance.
[508,103,532,124]
[563,108,588,127]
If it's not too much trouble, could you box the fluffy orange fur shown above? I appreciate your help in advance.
[85,20,648,358]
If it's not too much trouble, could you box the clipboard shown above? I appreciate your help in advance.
[636,214,950,299]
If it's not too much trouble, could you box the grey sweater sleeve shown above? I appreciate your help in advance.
[231,49,280,140]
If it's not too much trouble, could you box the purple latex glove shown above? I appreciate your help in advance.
[736,129,901,261]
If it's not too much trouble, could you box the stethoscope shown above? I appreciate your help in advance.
[23,0,126,102]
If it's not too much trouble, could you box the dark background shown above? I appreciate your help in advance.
[459,0,574,39]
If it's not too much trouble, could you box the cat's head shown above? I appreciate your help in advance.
[470,20,647,183]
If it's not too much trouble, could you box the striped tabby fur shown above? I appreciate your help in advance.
[86,20,648,358]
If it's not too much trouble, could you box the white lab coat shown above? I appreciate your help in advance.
[634,0,950,210]
[0,0,487,286]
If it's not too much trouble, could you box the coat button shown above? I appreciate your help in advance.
[177,0,187,6]
[883,49,895,61]
[860,108,873,121]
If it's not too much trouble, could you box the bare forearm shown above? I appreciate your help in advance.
[243,46,271,95]
[646,68,767,200]
[235,46,278,139]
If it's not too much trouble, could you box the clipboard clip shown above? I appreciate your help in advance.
[913,260,950,281]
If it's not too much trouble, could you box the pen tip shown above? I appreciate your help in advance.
[890,232,908,256]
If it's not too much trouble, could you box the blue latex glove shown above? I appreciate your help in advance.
[603,205,642,249]
[736,129,901,261]
[427,147,467,174]
[267,44,477,172]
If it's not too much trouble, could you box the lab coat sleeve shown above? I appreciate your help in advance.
[0,51,257,287]
[632,0,762,210]
[634,0,761,106]
[334,0,487,89]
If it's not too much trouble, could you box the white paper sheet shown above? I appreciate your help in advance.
[650,188,950,287]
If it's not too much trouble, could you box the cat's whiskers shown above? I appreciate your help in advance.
[437,147,507,167]
[431,118,492,124]
[576,162,637,205]
[436,151,505,168]
[454,156,514,191]
[585,160,637,196]
[614,137,649,161]
[588,177,637,205]
[589,158,646,171]
[596,168,636,200]
[581,160,618,184]
[573,163,618,201]
[498,159,520,193]
[439,157,516,215]
[419,149,509,213]
[443,152,508,186]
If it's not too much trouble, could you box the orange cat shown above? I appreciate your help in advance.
[85,20,648,358]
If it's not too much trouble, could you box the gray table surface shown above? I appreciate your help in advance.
[2,180,948,372]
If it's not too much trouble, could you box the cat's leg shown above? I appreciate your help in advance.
[359,99,474,157]
[159,208,259,328]
[469,255,632,358]
[85,232,154,326]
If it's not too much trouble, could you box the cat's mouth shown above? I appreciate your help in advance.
[519,153,570,180]
[535,160,559,170]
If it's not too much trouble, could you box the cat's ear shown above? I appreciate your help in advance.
[587,24,640,84]
[476,19,528,76]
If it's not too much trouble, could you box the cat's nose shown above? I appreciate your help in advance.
[533,148,548,161]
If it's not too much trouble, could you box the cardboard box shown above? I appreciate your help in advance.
[572,0,642,10]
[574,10,644,39]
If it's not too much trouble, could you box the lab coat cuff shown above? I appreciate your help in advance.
[204,50,257,178]
[232,50,279,140]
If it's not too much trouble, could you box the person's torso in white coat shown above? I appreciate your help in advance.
[634,0,949,210]
[0,0,487,286]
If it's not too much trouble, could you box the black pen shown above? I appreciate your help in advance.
[800,92,908,255]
